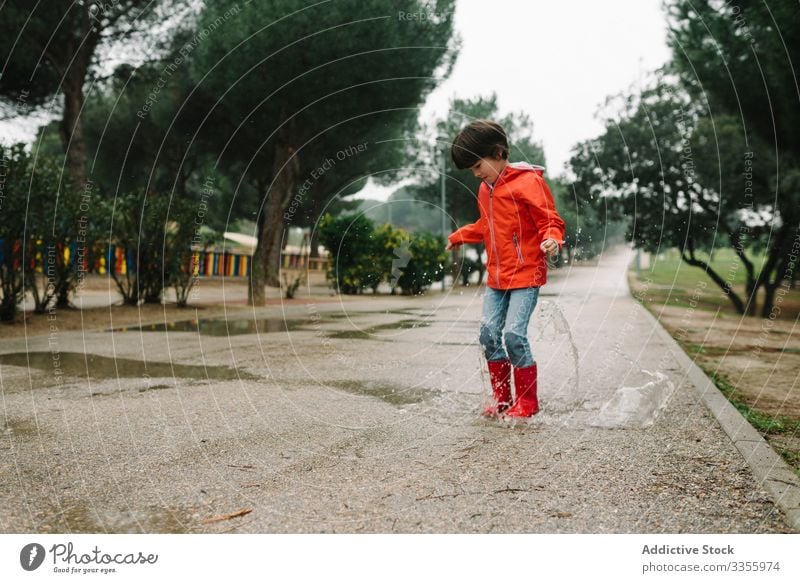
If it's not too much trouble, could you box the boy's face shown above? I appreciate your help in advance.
[469,156,506,185]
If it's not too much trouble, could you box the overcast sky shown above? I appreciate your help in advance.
[432,0,672,169]
[361,0,672,199]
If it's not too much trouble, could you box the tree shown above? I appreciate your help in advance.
[666,0,800,317]
[569,76,777,315]
[190,0,458,305]
[83,64,181,197]
[318,213,446,295]
[550,177,615,263]
[0,1,168,186]
[690,114,775,315]
[82,21,224,201]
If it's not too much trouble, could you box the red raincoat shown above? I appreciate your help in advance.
[448,162,565,290]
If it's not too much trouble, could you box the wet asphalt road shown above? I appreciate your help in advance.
[0,246,792,533]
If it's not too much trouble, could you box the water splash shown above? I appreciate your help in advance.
[534,300,581,397]
[590,369,675,429]
[475,298,581,410]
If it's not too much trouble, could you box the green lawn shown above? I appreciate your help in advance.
[637,247,768,287]
[631,247,799,319]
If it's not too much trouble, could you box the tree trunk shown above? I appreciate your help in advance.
[248,141,300,306]
[56,9,100,189]
[759,234,793,318]
[682,238,745,314]
[729,230,758,316]
[59,66,89,188]
[744,278,758,316]
[751,222,792,318]
[761,283,778,319]
[266,214,287,285]
[310,228,320,258]
[249,211,268,306]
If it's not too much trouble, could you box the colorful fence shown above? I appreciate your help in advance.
[0,240,328,278]
[0,240,90,274]
[96,247,253,277]
[192,250,250,277]
[281,253,330,271]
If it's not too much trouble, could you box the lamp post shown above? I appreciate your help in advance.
[440,137,447,291]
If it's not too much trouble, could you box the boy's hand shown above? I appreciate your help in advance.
[446,240,459,251]
[540,238,559,257]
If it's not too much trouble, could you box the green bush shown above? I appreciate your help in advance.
[0,144,27,320]
[319,213,380,294]
[101,192,205,307]
[318,213,447,295]
[373,223,409,294]
[397,232,448,295]
[165,198,203,307]
[100,191,170,305]
[0,144,93,318]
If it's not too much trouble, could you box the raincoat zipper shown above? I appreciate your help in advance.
[512,232,524,263]
[488,182,501,288]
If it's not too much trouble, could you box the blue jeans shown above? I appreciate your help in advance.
[479,286,540,368]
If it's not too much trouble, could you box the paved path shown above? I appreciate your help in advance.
[0,245,792,532]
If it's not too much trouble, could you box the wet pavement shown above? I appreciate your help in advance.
[0,245,793,533]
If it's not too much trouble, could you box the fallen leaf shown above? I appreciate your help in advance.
[202,508,253,524]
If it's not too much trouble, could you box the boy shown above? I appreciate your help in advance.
[446,120,565,418]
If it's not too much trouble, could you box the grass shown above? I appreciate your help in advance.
[775,449,800,478]
[639,247,767,287]
[632,247,800,320]
[707,370,800,436]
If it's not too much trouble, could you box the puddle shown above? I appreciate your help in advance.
[591,369,676,429]
[326,307,449,319]
[36,501,194,534]
[111,312,443,339]
[112,318,315,336]
[137,384,174,393]
[326,380,434,406]
[326,319,430,340]
[384,309,438,317]
[0,352,258,381]
[1,417,42,439]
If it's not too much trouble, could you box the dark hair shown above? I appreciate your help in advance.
[450,120,509,169]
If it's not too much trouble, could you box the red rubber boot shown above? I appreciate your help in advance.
[505,364,539,418]
[482,359,512,417]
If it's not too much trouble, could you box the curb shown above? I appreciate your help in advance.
[633,295,800,532]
